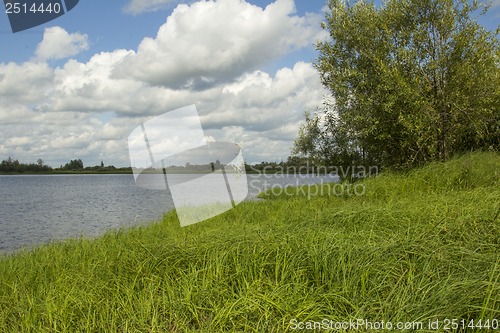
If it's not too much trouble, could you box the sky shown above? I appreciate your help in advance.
[0,0,499,167]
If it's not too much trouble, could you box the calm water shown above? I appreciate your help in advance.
[0,173,338,253]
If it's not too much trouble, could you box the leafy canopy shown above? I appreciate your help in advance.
[295,0,499,168]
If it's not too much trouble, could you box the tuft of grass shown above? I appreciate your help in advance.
[0,151,499,332]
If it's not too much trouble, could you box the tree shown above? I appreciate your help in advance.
[292,109,364,169]
[300,0,499,168]
[63,159,84,170]
[0,158,52,173]
[292,111,323,163]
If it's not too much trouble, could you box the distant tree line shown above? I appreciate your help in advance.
[0,158,52,173]
[0,157,132,174]
[61,159,131,172]
[0,156,325,175]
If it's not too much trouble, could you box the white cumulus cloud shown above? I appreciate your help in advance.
[114,0,326,89]
[35,26,89,61]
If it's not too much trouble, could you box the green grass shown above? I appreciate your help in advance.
[0,151,499,332]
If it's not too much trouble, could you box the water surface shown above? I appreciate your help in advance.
[0,173,338,252]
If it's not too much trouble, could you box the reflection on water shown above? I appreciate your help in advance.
[0,173,338,253]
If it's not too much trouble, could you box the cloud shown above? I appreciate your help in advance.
[123,0,183,14]
[0,57,325,165]
[0,1,329,166]
[198,62,327,162]
[114,0,326,89]
[201,62,324,132]
[35,26,89,61]
[0,62,54,103]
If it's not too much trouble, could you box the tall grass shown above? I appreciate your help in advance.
[0,152,499,332]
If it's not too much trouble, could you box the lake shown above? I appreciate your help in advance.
[0,173,338,253]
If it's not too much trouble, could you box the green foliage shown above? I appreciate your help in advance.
[297,0,500,168]
[292,109,365,170]
[0,157,52,173]
[0,152,499,332]
[62,158,84,171]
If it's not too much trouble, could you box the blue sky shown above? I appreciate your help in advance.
[2,0,497,64]
[0,0,498,167]
[1,1,327,65]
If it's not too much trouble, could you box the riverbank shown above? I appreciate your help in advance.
[0,169,133,175]
[0,151,498,332]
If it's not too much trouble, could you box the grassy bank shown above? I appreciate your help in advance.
[0,152,499,332]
